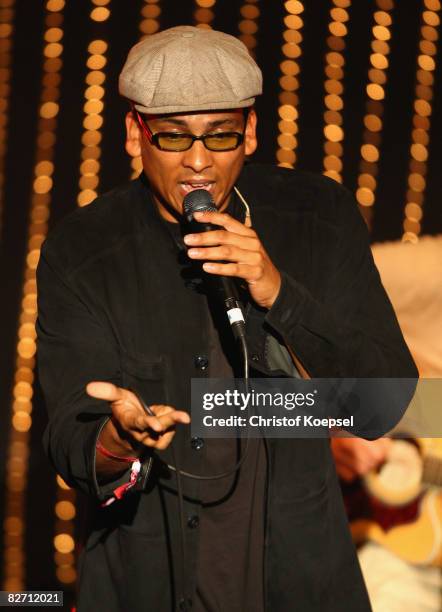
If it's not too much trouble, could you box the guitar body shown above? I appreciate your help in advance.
[343,438,442,567]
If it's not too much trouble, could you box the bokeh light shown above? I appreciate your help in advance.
[355,1,394,227]
[194,0,216,29]
[276,1,304,168]
[403,2,440,242]
[2,0,64,590]
[321,1,351,183]
[238,0,260,55]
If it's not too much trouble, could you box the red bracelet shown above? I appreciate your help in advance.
[96,440,142,507]
[96,440,139,463]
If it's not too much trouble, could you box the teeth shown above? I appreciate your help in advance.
[181,182,212,192]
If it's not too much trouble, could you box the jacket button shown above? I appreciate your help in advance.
[178,598,192,610]
[251,353,260,362]
[194,355,209,370]
[187,515,199,529]
[190,436,204,451]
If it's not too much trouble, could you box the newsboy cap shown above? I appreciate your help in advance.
[119,25,263,114]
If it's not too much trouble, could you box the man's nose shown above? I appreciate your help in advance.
[181,139,213,173]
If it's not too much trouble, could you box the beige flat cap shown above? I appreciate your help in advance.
[119,25,262,114]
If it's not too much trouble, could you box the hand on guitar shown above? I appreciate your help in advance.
[331,437,393,483]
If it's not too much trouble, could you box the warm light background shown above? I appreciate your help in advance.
[0,0,440,608]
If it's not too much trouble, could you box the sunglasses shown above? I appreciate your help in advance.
[133,107,247,152]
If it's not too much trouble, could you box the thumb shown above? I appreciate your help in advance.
[86,381,122,402]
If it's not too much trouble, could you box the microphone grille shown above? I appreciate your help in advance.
[183,188,216,221]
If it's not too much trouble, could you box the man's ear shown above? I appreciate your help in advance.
[244,108,258,157]
[125,111,142,158]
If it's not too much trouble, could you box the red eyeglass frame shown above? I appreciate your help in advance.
[130,104,250,152]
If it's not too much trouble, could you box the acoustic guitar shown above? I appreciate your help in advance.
[342,437,442,566]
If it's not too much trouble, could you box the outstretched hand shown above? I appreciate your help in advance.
[86,381,190,451]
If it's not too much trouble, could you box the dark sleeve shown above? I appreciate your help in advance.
[264,187,418,436]
[36,244,150,501]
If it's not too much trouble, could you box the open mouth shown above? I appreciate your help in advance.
[180,181,215,194]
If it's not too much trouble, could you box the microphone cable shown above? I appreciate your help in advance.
[135,335,251,481]
[132,334,251,612]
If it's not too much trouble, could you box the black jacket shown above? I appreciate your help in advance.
[36,163,418,611]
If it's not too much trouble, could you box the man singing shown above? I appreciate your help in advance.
[36,26,417,611]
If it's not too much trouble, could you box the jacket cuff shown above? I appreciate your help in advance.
[91,417,154,503]
[264,270,310,337]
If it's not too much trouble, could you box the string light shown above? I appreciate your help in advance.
[51,0,112,588]
[193,0,216,30]
[77,1,110,207]
[2,0,65,592]
[276,0,305,169]
[238,0,260,58]
[130,0,162,179]
[53,471,76,585]
[402,0,440,243]
[139,0,161,37]
[90,0,110,23]
[355,0,395,228]
[321,0,352,183]
[0,0,15,239]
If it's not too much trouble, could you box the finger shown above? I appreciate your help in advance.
[187,245,261,265]
[156,411,191,431]
[185,231,260,251]
[132,410,190,434]
[193,210,256,237]
[147,404,178,416]
[132,413,150,430]
[131,429,160,445]
[141,431,175,450]
[135,414,165,433]
[86,381,123,402]
[184,227,259,249]
[173,410,191,424]
[149,406,191,425]
[202,261,263,283]
[134,414,189,450]
[153,431,176,450]
[118,411,163,435]
[142,429,174,447]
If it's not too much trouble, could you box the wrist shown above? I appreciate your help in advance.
[99,418,143,459]
[261,272,282,310]
[96,439,139,463]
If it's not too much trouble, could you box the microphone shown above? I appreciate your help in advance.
[183,189,246,340]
